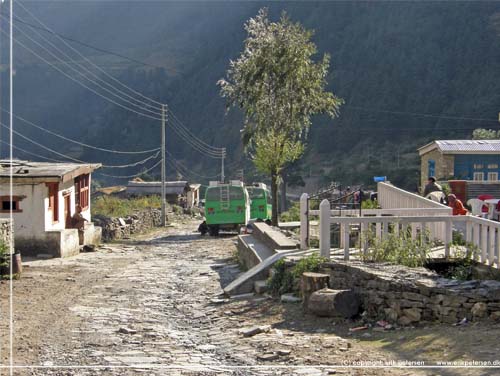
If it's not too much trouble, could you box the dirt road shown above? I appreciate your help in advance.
[1,221,499,375]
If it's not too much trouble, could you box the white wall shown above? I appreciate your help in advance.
[0,183,45,236]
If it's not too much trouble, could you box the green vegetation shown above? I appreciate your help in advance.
[92,195,162,218]
[267,253,327,295]
[219,8,343,224]
[361,229,432,268]
[472,128,500,140]
[361,199,380,209]
[279,201,300,222]
[0,240,8,267]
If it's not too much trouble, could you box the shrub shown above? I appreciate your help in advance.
[280,202,300,222]
[267,253,328,296]
[361,199,379,209]
[361,228,432,268]
[92,195,162,218]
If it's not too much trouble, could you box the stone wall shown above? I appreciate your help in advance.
[0,218,13,251]
[93,209,162,241]
[319,261,500,325]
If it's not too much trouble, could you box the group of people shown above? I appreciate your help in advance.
[423,176,467,215]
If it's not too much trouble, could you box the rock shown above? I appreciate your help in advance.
[489,311,500,321]
[397,316,413,326]
[257,352,279,361]
[82,245,96,252]
[118,327,137,335]
[281,294,301,303]
[471,302,488,319]
[254,280,268,294]
[277,349,291,356]
[307,289,361,318]
[402,308,421,323]
[65,277,76,282]
[240,325,271,337]
[384,308,399,322]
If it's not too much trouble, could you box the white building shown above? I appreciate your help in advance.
[0,160,102,258]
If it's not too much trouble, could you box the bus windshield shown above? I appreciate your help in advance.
[247,188,265,199]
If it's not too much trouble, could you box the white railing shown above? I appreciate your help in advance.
[299,193,499,268]
[377,181,448,209]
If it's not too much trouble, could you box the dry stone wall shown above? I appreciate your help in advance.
[319,261,500,325]
[93,209,162,241]
[0,219,13,251]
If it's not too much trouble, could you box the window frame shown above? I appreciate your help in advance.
[473,172,485,181]
[488,172,499,182]
[46,182,59,223]
[75,174,90,210]
[0,195,24,213]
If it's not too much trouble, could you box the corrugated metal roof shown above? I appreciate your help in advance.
[0,159,101,179]
[436,140,500,153]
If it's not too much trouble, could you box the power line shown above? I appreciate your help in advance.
[97,158,162,179]
[14,3,172,71]
[344,105,499,123]
[1,22,164,119]
[3,109,161,154]
[0,140,65,163]
[10,10,163,113]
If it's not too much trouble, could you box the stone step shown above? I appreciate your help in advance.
[252,222,298,251]
[224,249,308,296]
[254,280,268,294]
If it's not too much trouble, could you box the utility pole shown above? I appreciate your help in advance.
[221,147,226,183]
[161,104,167,226]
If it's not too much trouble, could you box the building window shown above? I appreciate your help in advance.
[474,164,484,170]
[428,160,435,178]
[46,182,59,223]
[75,174,90,210]
[488,172,499,181]
[0,195,24,213]
[474,172,485,181]
[488,164,499,169]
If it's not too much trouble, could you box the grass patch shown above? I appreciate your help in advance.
[267,253,327,296]
[92,195,162,218]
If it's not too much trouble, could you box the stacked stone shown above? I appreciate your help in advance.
[94,209,163,241]
[0,219,13,250]
[319,261,500,325]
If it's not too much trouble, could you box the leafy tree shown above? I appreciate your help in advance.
[218,8,343,224]
[472,128,500,140]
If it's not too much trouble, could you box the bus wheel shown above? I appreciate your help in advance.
[209,225,219,236]
[265,219,272,226]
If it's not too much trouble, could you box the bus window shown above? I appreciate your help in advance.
[205,188,220,201]
[229,187,244,200]
[248,188,265,199]
[266,190,272,205]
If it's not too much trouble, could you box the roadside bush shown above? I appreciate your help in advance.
[92,195,162,218]
[267,253,327,296]
[361,228,432,268]
[361,199,379,209]
[279,202,300,222]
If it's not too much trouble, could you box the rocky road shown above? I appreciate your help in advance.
[1,221,498,375]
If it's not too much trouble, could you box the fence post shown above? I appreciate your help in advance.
[445,219,452,258]
[300,193,309,250]
[319,199,331,260]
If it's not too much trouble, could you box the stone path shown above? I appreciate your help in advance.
[1,222,466,375]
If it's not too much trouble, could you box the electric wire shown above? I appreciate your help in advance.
[2,109,161,154]
[0,140,66,163]
[0,123,160,168]
[10,11,163,113]
[0,28,163,121]
[1,20,164,119]
[16,1,171,99]
[344,105,499,123]
[97,158,162,179]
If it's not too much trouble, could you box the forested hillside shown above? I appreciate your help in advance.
[4,1,500,190]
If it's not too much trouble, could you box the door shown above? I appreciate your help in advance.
[64,194,72,228]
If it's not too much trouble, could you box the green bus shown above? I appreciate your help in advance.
[246,183,272,223]
[203,181,250,236]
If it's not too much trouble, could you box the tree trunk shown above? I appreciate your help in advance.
[300,272,330,311]
[271,172,279,226]
[280,173,287,213]
[307,288,361,318]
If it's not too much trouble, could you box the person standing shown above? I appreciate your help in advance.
[423,176,442,198]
